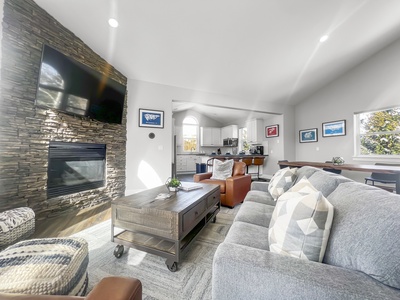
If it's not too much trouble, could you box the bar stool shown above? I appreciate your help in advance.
[241,157,253,174]
[253,157,265,180]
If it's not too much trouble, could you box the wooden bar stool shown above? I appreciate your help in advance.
[253,157,265,180]
[241,157,253,174]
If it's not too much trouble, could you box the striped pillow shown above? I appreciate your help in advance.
[268,177,334,262]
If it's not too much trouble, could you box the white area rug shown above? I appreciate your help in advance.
[72,208,237,300]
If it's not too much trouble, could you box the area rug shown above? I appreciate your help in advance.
[71,207,238,300]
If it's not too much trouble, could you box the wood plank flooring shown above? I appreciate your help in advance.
[32,201,111,238]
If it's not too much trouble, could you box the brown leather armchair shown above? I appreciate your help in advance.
[0,277,142,300]
[193,160,251,208]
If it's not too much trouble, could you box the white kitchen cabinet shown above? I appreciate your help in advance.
[176,155,202,172]
[246,119,264,144]
[221,125,238,139]
[200,127,222,146]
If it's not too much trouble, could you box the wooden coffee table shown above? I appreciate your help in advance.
[111,183,220,272]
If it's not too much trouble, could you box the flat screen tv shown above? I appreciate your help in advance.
[35,44,126,124]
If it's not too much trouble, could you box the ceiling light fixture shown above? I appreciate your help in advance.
[108,18,119,28]
[319,35,329,43]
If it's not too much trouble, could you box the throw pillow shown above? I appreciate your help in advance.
[268,178,334,262]
[211,159,234,180]
[268,167,297,200]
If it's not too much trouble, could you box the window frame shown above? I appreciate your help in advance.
[353,107,400,161]
[182,116,199,153]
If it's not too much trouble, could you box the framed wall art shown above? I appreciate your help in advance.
[139,108,164,128]
[299,128,318,143]
[322,120,346,137]
[265,124,279,138]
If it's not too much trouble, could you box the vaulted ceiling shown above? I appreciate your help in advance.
[34,0,400,109]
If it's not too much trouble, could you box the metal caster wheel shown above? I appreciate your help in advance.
[167,262,178,272]
[114,244,124,258]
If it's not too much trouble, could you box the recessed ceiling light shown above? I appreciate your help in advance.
[108,18,119,28]
[319,35,329,43]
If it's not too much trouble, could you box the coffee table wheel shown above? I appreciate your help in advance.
[114,244,124,258]
[212,216,217,223]
[166,261,178,272]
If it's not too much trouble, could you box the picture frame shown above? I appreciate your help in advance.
[265,124,279,138]
[139,108,164,128]
[322,120,346,137]
[299,128,318,143]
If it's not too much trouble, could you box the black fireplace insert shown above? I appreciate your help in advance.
[47,141,106,198]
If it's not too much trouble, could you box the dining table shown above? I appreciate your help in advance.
[277,161,400,194]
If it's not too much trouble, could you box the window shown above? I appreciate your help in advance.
[182,116,199,152]
[354,107,400,157]
[239,127,249,152]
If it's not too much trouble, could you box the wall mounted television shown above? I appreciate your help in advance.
[35,44,126,124]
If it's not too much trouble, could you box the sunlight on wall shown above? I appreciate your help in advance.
[138,160,163,188]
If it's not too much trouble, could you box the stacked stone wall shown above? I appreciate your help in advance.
[0,0,127,219]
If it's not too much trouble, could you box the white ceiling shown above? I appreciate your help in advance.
[34,0,400,120]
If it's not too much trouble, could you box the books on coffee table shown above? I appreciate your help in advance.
[179,182,203,191]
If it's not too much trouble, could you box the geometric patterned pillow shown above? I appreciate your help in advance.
[268,178,334,262]
[267,167,297,200]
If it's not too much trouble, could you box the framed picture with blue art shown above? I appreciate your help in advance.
[299,128,318,143]
[139,108,164,128]
[322,120,346,137]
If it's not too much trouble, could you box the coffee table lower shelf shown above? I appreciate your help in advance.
[112,205,219,272]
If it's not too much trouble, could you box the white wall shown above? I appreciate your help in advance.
[295,38,400,182]
[126,79,291,195]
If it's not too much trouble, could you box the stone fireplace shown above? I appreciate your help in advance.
[0,0,127,219]
[47,141,106,198]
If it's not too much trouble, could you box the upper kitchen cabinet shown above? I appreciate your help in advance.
[246,119,264,144]
[200,127,222,146]
[221,125,238,139]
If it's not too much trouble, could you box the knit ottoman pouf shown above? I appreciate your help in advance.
[0,207,35,250]
[0,237,89,296]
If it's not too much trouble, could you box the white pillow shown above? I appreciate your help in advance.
[268,177,334,262]
[268,167,297,200]
[210,159,234,180]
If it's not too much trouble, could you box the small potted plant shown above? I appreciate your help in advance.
[165,177,181,192]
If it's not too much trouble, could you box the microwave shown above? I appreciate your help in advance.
[223,138,238,147]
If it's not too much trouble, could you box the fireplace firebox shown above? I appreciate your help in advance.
[47,141,106,198]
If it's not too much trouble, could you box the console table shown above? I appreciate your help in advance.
[111,183,220,272]
[278,161,400,194]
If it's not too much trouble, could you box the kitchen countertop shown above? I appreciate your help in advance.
[208,154,268,158]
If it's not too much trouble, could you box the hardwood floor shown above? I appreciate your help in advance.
[32,201,111,238]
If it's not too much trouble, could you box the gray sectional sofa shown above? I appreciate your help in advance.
[212,166,400,300]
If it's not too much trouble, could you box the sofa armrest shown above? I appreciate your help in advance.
[250,181,269,192]
[213,243,400,300]
[86,276,142,300]
[193,172,212,182]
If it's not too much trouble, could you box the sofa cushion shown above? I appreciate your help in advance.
[308,170,352,197]
[293,166,320,184]
[268,177,334,262]
[234,201,275,227]
[268,167,297,200]
[211,159,234,180]
[244,190,276,206]
[325,181,400,289]
[224,221,270,250]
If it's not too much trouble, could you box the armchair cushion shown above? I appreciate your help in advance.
[211,159,234,180]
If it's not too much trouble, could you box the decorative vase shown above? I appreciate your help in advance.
[332,157,345,165]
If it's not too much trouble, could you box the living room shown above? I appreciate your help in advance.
[1,0,400,299]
